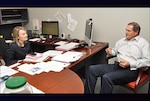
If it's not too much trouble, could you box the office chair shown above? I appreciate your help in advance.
[0,56,3,66]
[106,55,150,94]
[0,38,9,65]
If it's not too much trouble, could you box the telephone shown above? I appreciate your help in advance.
[72,39,80,43]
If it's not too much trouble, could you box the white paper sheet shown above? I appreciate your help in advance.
[51,51,84,63]
[67,18,78,32]
[54,41,68,45]
[55,11,65,23]
[8,62,21,68]
[0,66,19,77]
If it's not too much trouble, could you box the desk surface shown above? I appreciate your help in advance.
[13,68,84,94]
[11,42,108,94]
[66,42,109,69]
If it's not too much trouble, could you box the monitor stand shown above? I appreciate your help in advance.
[87,39,92,46]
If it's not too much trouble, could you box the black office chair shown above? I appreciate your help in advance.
[0,56,3,66]
[0,38,9,65]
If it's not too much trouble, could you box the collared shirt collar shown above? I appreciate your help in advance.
[124,35,140,42]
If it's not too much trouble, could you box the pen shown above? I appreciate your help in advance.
[0,75,11,83]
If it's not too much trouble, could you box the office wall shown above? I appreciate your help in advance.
[25,7,150,47]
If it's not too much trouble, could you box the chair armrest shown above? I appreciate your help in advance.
[0,56,3,60]
[135,67,144,86]
[145,67,150,75]
[106,55,117,60]
[105,55,117,64]
[0,56,3,65]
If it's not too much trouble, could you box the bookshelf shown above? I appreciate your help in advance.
[0,8,28,39]
[0,8,28,25]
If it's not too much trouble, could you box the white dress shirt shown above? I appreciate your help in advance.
[112,35,150,70]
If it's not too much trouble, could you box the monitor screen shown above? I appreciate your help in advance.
[42,21,59,37]
[84,18,93,46]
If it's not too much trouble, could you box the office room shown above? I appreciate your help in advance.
[25,7,150,94]
[0,7,150,94]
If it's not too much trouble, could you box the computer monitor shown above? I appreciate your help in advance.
[84,18,93,46]
[41,21,59,37]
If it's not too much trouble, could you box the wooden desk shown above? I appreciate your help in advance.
[67,42,109,78]
[11,42,108,93]
[41,41,109,73]
[13,68,84,94]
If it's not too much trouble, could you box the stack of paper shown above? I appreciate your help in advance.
[54,41,68,45]
[51,51,84,63]
[24,53,47,63]
[23,50,63,63]
[17,63,41,75]
[42,50,63,57]
[25,53,43,60]
[55,42,80,51]
[8,62,21,68]
[43,61,70,72]
[17,61,70,75]
[0,66,19,77]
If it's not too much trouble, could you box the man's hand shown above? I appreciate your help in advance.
[119,59,130,68]
[105,47,112,55]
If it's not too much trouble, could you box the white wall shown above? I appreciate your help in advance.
[25,7,150,47]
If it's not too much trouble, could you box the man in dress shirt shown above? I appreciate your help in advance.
[84,22,150,94]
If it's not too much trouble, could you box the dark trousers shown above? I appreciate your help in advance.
[84,62,138,94]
